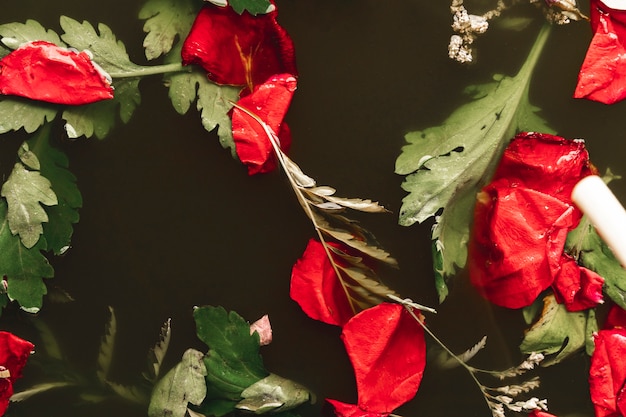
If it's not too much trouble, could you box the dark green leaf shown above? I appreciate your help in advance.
[27,126,82,254]
[193,305,268,400]
[229,0,272,15]
[0,200,53,312]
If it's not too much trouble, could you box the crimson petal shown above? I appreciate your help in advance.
[231,73,296,174]
[574,0,626,104]
[590,328,626,417]
[0,332,34,415]
[340,303,425,414]
[0,41,113,105]
[181,3,297,92]
[290,238,355,327]
[552,256,604,311]
[326,399,388,417]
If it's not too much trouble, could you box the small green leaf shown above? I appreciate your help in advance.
[0,98,57,135]
[395,24,553,288]
[59,16,142,74]
[148,348,207,417]
[519,294,593,366]
[18,142,40,170]
[27,126,82,254]
[0,19,64,52]
[229,0,272,15]
[193,306,268,400]
[144,318,172,383]
[165,57,239,156]
[97,306,116,384]
[139,0,198,60]
[62,78,141,139]
[236,373,312,414]
[0,200,53,312]
[1,160,58,249]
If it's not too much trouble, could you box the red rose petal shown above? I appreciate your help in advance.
[605,305,626,329]
[574,1,626,104]
[181,3,297,92]
[0,41,114,105]
[590,328,626,417]
[469,184,577,308]
[341,303,426,413]
[0,332,34,416]
[552,256,604,311]
[231,73,296,174]
[326,399,388,417]
[290,238,355,327]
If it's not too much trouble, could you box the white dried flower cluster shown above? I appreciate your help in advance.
[492,376,541,396]
[448,1,490,63]
[488,395,548,417]
[496,351,544,379]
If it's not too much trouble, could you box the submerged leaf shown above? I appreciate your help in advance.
[235,373,311,414]
[1,161,58,249]
[148,348,207,417]
[144,318,172,383]
[395,25,553,288]
[229,0,273,15]
[96,306,116,384]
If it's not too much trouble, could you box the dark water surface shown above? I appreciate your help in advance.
[0,0,618,416]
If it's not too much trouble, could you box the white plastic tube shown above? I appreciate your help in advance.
[571,175,626,266]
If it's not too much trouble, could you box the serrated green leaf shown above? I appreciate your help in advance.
[62,78,141,139]
[0,200,53,312]
[165,61,239,156]
[229,0,272,15]
[0,19,65,53]
[519,294,592,366]
[236,373,311,414]
[59,16,142,75]
[1,161,58,249]
[0,98,57,134]
[148,348,207,417]
[139,0,198,60]
[97,306,116,383]
[193,306,268,400]
[395,24,553,285]
[26,126,82,254]
[144,318,172,383]
[18,142,40,170]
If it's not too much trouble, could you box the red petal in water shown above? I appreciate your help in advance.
[0,331,34,415]
[290,239,355,327]
[590,328,626,417]
[181,3,297,92]
[330,303,425,415]
[574,0,626,104]
[552,256,604,311]
[605,305,626,329]
[231,73,296,174]
[0,41,114,105]
[469,133,594,309]
[326,399,388,417]
[529,411,558,417]
[469,185,577,309]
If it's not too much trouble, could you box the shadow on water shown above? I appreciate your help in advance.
[0,0,616,416]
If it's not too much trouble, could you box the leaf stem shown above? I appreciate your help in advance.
[109,62,189,79]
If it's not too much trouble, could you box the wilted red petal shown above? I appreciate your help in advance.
[326,399,388,417]
[340,303,425,413]
[552,256,604,311]
[0,332,34,416]
[493,132,593,203]
[574,0,626,104]
[469,184,577,309]
[590,328,626,417]
[0,41,113,105]
[231,73,296,174]
[290,238,355,326]
[181,3,297,91]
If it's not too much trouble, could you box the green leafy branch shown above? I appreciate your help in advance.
[395,23,553,302]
